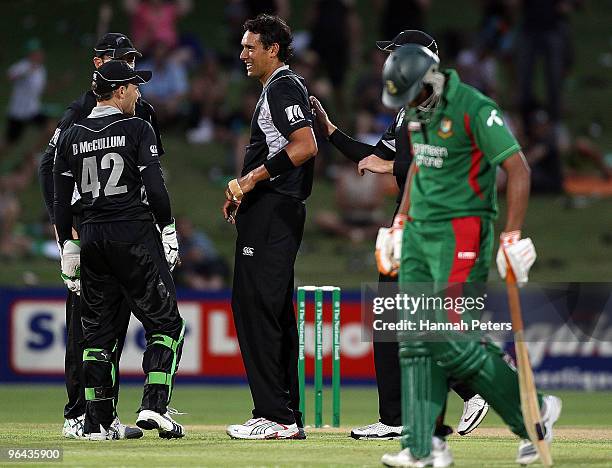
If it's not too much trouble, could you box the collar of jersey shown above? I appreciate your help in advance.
[441,68,460,103]
[88,105,123,119]
[263,64,289,88]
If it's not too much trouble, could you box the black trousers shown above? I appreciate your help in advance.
[63,290,130,419]
[80,221,183,428]
[232,190,305,426]
[374,273,476,427]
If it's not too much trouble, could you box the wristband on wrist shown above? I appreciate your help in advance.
[263,149,295,178]
[500,230,521,245]
[393,213,408,228]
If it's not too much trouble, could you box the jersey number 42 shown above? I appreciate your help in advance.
[81,153,128,198]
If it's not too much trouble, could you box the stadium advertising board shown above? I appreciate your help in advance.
[0,288,610,389]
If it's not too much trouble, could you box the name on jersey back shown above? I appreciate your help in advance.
[71,136,126,155]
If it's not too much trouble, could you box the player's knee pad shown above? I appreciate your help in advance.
[82,348,115,401]
[398,341,447,459]
[429,339,488,381]
[143,320,186,395]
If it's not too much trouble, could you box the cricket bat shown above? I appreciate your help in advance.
[505,257,553,467]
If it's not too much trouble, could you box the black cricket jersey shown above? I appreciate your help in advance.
[242,65,314,201]
[373,108,414,204]
[53,106,170,243]
[40,91,163,224]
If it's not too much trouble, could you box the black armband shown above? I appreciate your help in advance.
[263,149,295,177]
[328,129,375,163]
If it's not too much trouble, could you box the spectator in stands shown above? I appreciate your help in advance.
[308,0,361,115]
[175,217,229,290]
[314,158,388,243]
[3,39,50,153]
[124,0,192,55]
[138,41,189,127]
[516,0,581,136]
[186,54,228,143]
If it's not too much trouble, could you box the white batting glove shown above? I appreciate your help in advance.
[375,214,407,277]
[375,228,395,276]
[161,220,179,271]
[60,240,81,294]
[496,230,537,284]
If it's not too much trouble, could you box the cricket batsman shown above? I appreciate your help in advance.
[371,44,562,466]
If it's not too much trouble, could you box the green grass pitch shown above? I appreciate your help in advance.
[0,385,610,467]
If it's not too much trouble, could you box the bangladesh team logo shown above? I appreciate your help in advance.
[437,117,453,139]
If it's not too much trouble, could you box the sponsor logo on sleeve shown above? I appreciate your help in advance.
[486,109,504,127]
[285,105,305,125]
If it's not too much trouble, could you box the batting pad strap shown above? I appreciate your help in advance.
[147,371,172,386]
[263,149,295,178]
[151,334,181,352]
[85,386,114,401]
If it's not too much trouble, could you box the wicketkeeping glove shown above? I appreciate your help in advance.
[375,214,407,277]
[60,240,81,294]
[496,230,537,284]
[161,219,179,271]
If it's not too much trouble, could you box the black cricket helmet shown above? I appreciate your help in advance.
[382,44,440,109]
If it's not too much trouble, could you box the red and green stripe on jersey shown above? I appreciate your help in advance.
[406,69,520,222]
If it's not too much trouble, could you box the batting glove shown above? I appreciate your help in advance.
[60,240,81,294]
[161,220,179,271]
[375,214,407,277]
[496,230,537,284]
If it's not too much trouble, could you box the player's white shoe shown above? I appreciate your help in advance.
[351,421,403,440]
[85,424,120,441]
[62,415,85,439]
[381,436,453,467]
[111,417,144,439]
[136,410,185,439]
[457,394,489,435]
[515,395,562,465]
[226,417,300,440]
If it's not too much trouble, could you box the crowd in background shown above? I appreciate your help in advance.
[1,0,610,287]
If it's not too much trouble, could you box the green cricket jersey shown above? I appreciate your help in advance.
[406,69,520,221]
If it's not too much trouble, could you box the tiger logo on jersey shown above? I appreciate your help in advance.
[437,117,453,139]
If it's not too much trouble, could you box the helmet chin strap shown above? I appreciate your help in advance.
[415,65,446,122]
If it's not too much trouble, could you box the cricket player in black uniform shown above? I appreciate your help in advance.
[39,33,163,440]
[310,31,489,440]
[223,14,317,440]
[53,60,184,440]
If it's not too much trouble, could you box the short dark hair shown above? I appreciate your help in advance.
[92,81,115,102]
[244,14,293,63]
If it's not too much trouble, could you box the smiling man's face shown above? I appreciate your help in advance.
[240,30,275,82]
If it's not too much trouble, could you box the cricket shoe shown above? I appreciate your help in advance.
[63,415,85,439]
[381,436,453,467]
[457,394,489,435]
[111,417,143,439]
[136,410,185,439]
[515,395,562,465]
[85,424,120,441]
[351,421,402,440]
[226,417,300,440]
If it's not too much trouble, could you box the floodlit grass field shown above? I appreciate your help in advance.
[0,385,610,467]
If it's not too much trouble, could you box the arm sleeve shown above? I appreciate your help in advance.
[52,137,75,244]
[39,106,80,223]
[472,103,521,166]
[138,122,172,226]
[267,78,313,140]
[328,129,375,163]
